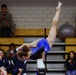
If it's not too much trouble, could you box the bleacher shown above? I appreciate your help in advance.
[0,38,24,52]
[15,29,50,37]
[0,29,76,75]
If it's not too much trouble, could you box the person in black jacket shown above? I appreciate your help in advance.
[65,51,76,75]
[11,55,27,75]
[0,49,9,75]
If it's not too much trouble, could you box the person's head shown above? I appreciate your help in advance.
[1,4,7,13]
[17,50,29,61]
[9,43,16,50]
[17,45,30,61]
[0,49,4,58]
[68,51,75,59]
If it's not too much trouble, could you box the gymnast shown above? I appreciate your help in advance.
[13,1,62,61]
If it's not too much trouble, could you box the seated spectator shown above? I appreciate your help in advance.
[0,4,15,37]
[0,49,9,75]
[11,54,26,75]
[6,43,16,60]
[65,51,76,75]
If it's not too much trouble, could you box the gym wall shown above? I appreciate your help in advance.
[0,0,76,29]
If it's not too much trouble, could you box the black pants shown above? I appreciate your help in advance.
[30,47,44,60]
[1,26,11,37]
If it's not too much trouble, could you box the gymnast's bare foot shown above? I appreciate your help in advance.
[56,1,62,10]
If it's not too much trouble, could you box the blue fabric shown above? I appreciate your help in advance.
[12,68,19,75]
[66,70,76,75]
[31,38,51,54]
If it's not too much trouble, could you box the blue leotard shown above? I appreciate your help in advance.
[30,38,51,54]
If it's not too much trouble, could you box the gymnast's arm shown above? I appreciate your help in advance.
[17,39,41,50]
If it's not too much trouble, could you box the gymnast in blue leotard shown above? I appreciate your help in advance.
[16,1,62,60]
[15,38,51,60]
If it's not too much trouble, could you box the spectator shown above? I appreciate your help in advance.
[0,4,15,37]
[0,49,9,75]
[7,46,27,75]
[11,54,26,75]
[6,43,16,60]
[65,51,76,75]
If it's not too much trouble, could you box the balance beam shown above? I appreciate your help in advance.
[37,59,46,75]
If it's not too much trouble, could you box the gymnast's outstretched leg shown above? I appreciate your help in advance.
[47,1,62,48]
[17,2,62,52]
